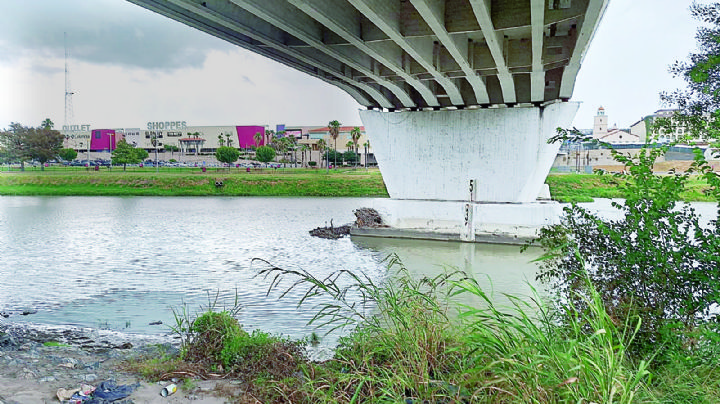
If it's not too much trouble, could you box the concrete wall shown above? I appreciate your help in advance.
[360,102,579,203]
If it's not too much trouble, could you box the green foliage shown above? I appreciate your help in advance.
[308,161,317,167]
[0,122,63,170]
[662,3,720,142]
[25,126,64,167]
[186,310,248,368]
[58,148,78,162]
[255,145,276,163]
[342,150,358,164]
[532,129,720,359]
[111,139,145,170]
[324,150,343,165]
[215,146,240,165]
[256,257,651,403]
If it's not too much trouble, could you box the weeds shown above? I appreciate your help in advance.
[122,256,719,402]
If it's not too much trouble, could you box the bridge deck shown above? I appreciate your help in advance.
[127,0,608,110]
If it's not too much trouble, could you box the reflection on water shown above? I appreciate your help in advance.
[352,236,543,310]
[1,196,545,348]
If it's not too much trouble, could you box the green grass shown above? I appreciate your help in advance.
[119,256,720,403]
[546,173,716,203]
[0,168,389,197]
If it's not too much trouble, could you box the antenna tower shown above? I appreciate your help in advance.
[64,32,74,132]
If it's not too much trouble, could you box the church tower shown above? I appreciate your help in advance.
[593,106,608,139]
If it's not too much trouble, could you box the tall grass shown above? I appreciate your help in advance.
[254,255,652,403]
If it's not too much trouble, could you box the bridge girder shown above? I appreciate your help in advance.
[126,0,609,109]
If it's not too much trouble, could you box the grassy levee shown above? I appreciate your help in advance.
[546,173,716,203]
[0,168,389,197]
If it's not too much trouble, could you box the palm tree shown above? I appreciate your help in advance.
[284,134,297,167]
[328,120,341,169]
[350,126,362,168]
[317,138,328,172]
[265,129,275,147]
[41,118,54,130]
[217,134,225,147]
[363,140,370,169]
[345,140,355,166]
[300,144,310,167]
[253,131,262,148]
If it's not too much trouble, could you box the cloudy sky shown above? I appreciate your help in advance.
[0,0,707,131]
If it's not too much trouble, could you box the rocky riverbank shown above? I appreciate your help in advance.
[0,324,235,403]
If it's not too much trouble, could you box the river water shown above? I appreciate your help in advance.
[0,196,716,350]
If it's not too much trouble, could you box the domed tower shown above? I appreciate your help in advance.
[594,106,608,139]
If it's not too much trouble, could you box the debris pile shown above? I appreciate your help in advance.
[309,219,350,239]
[353,208,386,228]
[309,208,385,239]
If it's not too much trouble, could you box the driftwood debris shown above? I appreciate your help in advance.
[353,208,386,228]
[309,218,351,239]
[309,208,385,239]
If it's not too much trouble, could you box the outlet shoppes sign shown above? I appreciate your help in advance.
[146,121,188,131]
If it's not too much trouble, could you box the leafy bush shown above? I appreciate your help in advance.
[531,132,720,359]
[215,146,240,165]
[255,145,275,163]
[186,311,248,368]
[308,161,317,167]
[58,148,77,161]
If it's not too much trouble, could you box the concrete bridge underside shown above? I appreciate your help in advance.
[127,0,609,239]
[127,0,608,110]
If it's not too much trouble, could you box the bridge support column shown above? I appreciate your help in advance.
[358,102,579,242]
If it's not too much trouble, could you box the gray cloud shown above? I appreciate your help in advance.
[0,0,233,71]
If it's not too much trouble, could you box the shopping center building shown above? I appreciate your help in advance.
[61,122,375,166]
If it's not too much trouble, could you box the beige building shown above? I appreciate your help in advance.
[592,107,639,144]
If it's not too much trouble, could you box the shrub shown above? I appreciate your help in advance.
[255,146,275,164]
[531,131,720,359]
[185,311,248,368]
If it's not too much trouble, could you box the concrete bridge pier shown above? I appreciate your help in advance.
[358,102,580,243]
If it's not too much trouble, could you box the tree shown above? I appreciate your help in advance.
[350,126,362,168]
[112,139,145,171]
[254,131,263,148]
[317,138,328,172]
[217,134,225,147]
[299,144,310,167]
[58,148,78,162]
[215,146,240,166]
[41,118,54,130]
[661,3,720,142]
[164,144,179,157]
[26,125,64,170]
[0,123,29,170]
[534,4,720,359]
[328,120,341,169]
[363,140,371,169]
[343,149,358,164]
[255,145,276,165]
[265,129,275,148]
[2,123,64,171]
